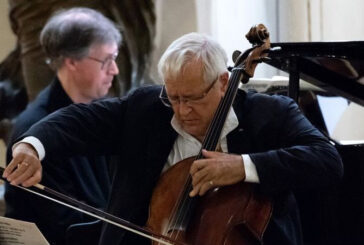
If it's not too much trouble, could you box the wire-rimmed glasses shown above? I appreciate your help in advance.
[159,76,219,107]
[87,52,118,70]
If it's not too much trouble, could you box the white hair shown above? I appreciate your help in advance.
[158,32,228,84]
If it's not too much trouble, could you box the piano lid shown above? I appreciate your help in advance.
[264,41,364,105]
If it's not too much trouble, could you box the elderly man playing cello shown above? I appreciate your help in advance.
[3,32,342,245]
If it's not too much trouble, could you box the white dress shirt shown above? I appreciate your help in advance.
[166,108,259,183]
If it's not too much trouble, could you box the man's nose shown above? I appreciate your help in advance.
[108,60,119,75]
[178,100,192,115]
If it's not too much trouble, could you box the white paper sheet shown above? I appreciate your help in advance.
[0,216,49,245]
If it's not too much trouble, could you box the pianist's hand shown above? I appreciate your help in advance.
[2,142,42,187]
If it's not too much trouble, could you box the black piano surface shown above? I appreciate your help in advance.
[267,41,364,105]
[263,41,364,245]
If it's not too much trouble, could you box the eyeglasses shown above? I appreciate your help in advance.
[87,52,118,70]
[159,76,219,107]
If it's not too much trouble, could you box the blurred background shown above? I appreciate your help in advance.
[0,1,363,243]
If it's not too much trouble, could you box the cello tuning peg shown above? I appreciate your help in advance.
[232,50,241,63]
[227,66,233,72]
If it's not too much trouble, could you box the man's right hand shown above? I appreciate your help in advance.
[2,142,42,187]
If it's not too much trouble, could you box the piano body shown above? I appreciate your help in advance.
[261,41,364,245]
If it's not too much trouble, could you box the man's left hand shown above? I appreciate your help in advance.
[189,149,246,197]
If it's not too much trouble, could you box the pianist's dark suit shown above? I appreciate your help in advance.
[19,85,343,245]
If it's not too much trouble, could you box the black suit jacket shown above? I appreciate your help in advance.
[21,85,343,245]
[5,78,111,245]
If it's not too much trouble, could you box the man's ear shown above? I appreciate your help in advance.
[219,72,229,93]
[64,57,78,71]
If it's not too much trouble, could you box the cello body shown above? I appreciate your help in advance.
[147,157,272,245]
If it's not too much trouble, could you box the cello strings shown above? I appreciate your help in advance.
[168,68,243,240]
[176,69,242,238]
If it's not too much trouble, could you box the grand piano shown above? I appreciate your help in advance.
[259,41,364,245]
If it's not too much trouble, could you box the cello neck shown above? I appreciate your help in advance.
[198,67,244,157]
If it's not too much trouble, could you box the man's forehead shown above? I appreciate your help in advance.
[164,78,207,98]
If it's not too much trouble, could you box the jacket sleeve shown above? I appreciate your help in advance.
[249,95,343,195]
[20,96,129,158]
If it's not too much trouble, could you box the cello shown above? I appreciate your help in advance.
[147,24,273,245]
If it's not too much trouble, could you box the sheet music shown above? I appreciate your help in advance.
[0,216,49,245]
